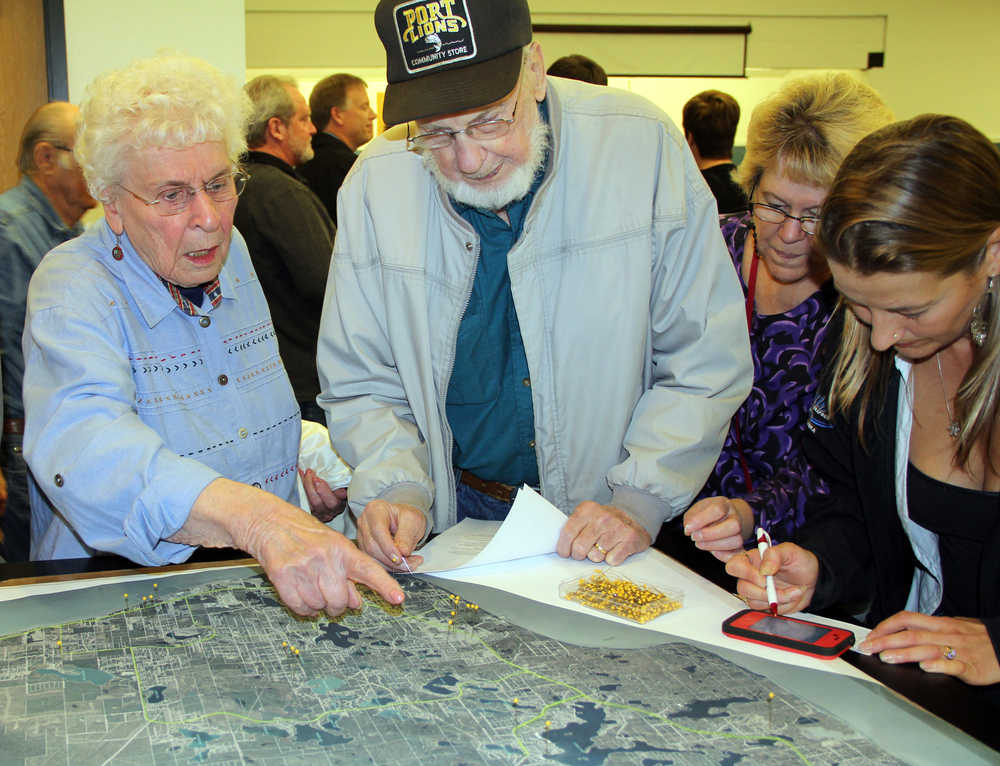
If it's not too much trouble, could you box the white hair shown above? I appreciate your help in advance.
[76,53,252,202]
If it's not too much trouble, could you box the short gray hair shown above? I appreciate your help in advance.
[76,53,251,203]
[245,75,298,148]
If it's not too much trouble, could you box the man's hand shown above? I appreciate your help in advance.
[356,499,427,571]
[683,496,754,562]
[299,467,347,523]
[175,478,404,618]
[725,542,818,615]
[557,501,651,566]
[859,612,1000,686]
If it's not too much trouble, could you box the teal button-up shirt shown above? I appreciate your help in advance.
[445,103,551,486]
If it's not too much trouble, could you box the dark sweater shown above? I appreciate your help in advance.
[234,151,335,404]
[701,162,747,215]
[298,132,358,226]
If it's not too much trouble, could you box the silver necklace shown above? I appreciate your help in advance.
[935,352,960,439]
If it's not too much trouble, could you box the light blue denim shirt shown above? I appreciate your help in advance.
[24,220,301,563]
[0,176,85,422]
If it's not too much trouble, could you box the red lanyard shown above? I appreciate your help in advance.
[733,234,759,493]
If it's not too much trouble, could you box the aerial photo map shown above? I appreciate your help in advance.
[0,572,906,765]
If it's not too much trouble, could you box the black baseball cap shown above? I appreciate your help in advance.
[375,0,532,127]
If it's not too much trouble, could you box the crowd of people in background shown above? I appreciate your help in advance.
[0,0,998,694]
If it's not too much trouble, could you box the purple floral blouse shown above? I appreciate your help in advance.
[695,214,834,542]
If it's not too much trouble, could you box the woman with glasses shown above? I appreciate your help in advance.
[729,114,1000,687]
[21,54,403,617]
[683,73,893,560]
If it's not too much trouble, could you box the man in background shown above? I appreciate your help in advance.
[682,90,747,214]
[546,54,607,85]
[300,74,377,225]
[235,76,335,424]
[0,102,96,561]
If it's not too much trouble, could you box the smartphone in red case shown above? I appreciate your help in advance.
[722,609,855,659]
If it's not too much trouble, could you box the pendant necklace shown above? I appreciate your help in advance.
[935,352,961,439]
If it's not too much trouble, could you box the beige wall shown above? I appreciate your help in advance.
[65,0,246,103]
[245,0,1000,141]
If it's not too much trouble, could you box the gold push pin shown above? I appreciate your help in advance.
[768,691,775,728]
[123,593,128,611]
[56,640,62,648]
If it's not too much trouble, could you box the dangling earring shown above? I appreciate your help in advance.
[112,232,124,261]
[969,275,996,347]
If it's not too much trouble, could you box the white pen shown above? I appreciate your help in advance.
[755,527,779,616]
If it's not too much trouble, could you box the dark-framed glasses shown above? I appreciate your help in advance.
[119,169,250,216]
[407,82,521,151]
[750,201,821,236]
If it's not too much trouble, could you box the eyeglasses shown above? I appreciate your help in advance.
[119,170,250,216]
[750,202,821,236]
[406,82,521,151]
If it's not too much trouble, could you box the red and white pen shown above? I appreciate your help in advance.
[756,527,779,616]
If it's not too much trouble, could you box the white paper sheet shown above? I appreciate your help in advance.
[415,490,873,680]
[417,485,565,572]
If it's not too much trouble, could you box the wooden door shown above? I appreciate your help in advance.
[0,0,49,193]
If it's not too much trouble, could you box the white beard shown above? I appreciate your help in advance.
[421,120,551,212]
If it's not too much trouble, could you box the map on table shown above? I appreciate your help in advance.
[0,572,905,765]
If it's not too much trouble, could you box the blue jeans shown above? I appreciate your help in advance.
[0,432,30,562]
[455,471,517,522]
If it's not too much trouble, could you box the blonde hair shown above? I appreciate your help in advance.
[735,73,894,194]
[818,115,1000,468]
[76,53,251,203]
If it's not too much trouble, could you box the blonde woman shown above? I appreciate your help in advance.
[684,74,892,559]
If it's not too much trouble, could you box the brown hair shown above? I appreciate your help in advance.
[682,90,740,160]
[309,73,367,131]
[818,114,1000,467]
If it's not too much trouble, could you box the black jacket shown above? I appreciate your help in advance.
[800,367,1000,662]
[234,152,335,404]
[298,133,358,226]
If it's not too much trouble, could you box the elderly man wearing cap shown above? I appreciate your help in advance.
[317,0,752,571]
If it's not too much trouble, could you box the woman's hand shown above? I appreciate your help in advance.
[683,496,754,561]
[299,468,347,523]
[859,612,1000,686]
[725,542,819,614]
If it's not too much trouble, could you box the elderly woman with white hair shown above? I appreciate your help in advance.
[22,54,402,617]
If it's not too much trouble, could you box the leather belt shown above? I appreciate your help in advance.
[3,418,24,435]
[458,470,520,504]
